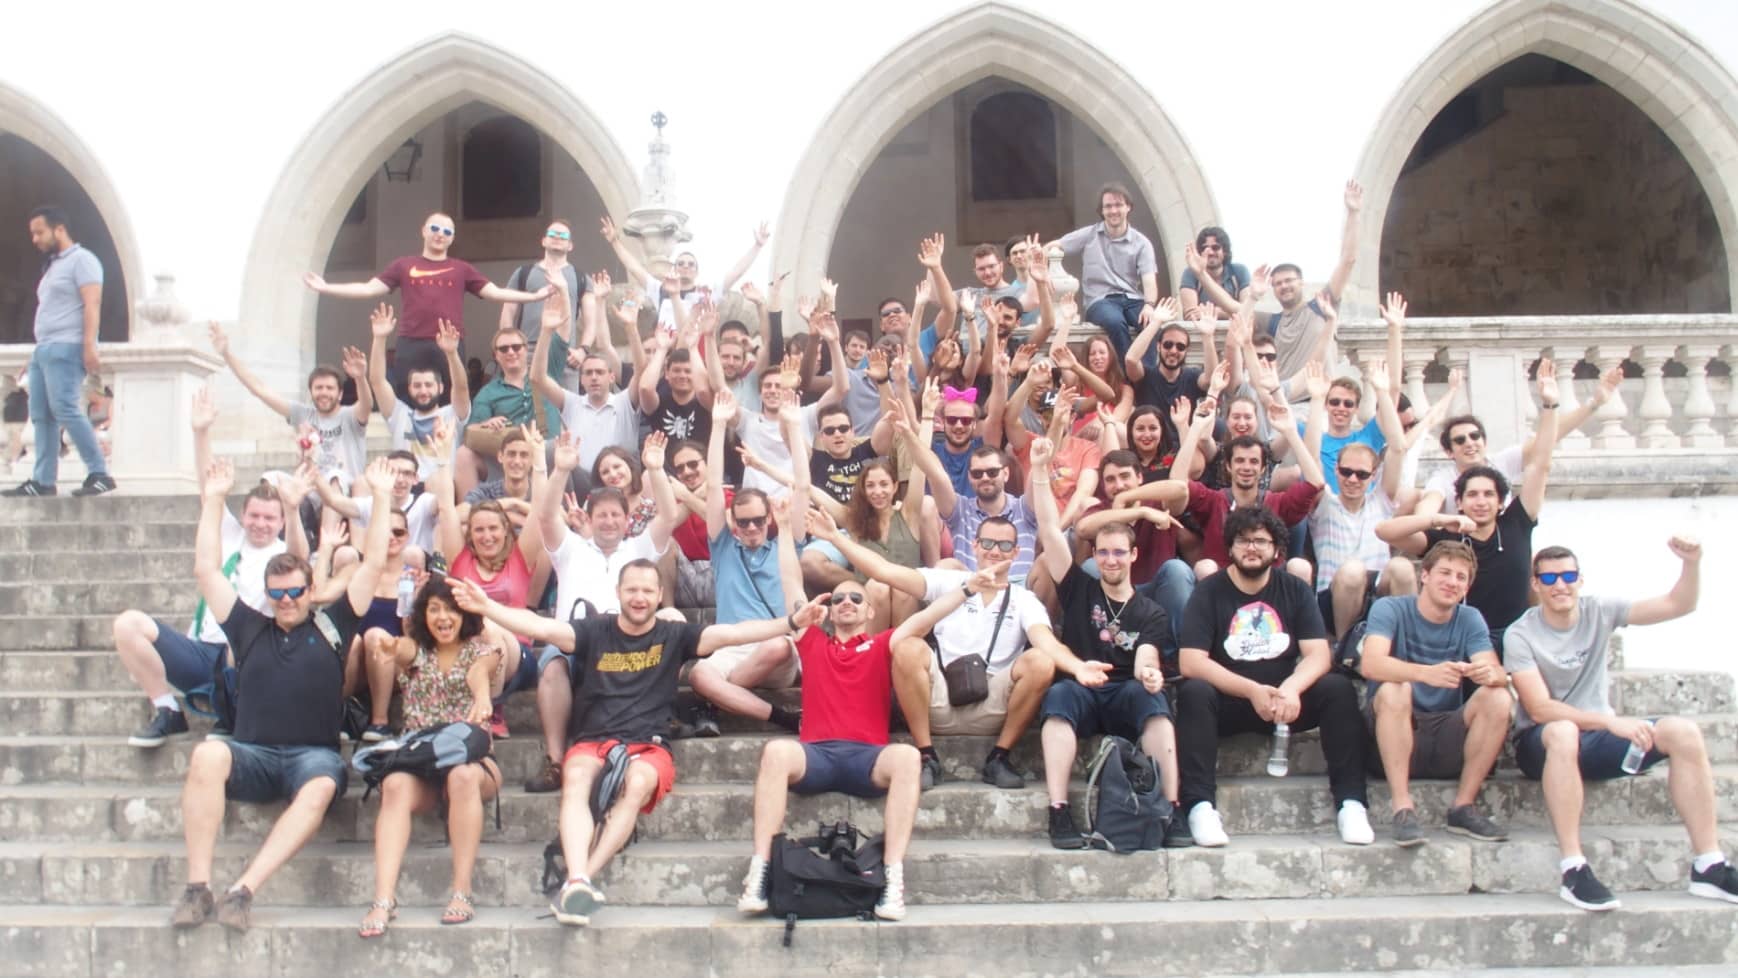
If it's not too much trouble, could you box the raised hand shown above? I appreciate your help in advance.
[1011,343,1038,376]
[914,277,933,309]
[590,270,612,295]
[540,279,570,332]
[561,491,589,536]
[813,313,840,344]
[277,464,313,508]
[921,377,942,418]
[1209,360,1231,398]
[552,431,580,472]
[653,326,675,352]
[867,348,890,383]
[190,386,217,432]
[1380,291,1407,332]
[1169,397,1194,435]
[203,458,235,500]
[1344,179,1364,213]
[599,216,620,244]
[790,593,830,630]
[341,345,367,380]
[371,303,397,339]
[1668,535,1702,563]
[778,354,802,391]
[917,233,944,269]
[435,319,461,354]
[1315,289,1338,322]
[1184,241,1206,276]
[1029,435,1054,469]
[611,294,640,326]
[752,220,771,247]
[1050,344,1077,371]
[818,278,839,309]
[361,456,395,496]
[1153,296,1181,324]
[519,423,545,463]
[207,321,229,357]
[739,281,765,306]
[1304,361,1329,400]
[302,271,328,292]
[712,388,739,427]
[1196,302,1219,327]
[777,399,803,430]
[1536,355,1560,404]
[1265,396,1295,427]
[1250,264,1271,299]
[796,295,817,324]
[1367,356,1392,394]
[1592,363,1624,405]
[427,415,455,460]
[450,576,492,614]
[642,430,668,471]
[805,504,842,542]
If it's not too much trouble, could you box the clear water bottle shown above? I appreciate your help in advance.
[1620,720,1656,774]
[1267,722,1291,778]
[395,567,416,617]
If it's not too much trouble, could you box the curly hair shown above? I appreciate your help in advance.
[1221,506,1291,560]
[405,575,484,649]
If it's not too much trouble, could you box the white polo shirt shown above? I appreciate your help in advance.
[918,568,1050,673]
[560,388,639,472]
[548,524,667,619]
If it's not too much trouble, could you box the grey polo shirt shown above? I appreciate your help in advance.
[35,244,103,345]
[1056,223,1156,308]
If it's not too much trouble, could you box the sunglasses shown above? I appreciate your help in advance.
[428,224,454,236]
[1451,431,1485,446]
[1160,341,1189,352]
[1536,570,1580,585]
[546,229,571,240]
[968,467,1002,479]
[266,586,308,600]
[495,342,526,354]
[943,416,976,427]
[674,459,703,474]
[820,424,852,437]
[735,515,768,530]
[976,538,1018,553]
[1337,466,1373,481]
[390,528,409,539]
[1256,352,1278,363]
[1094,548,1130,560]
[1327,398,1358,409]
[826,592,867,606]
[880,308,906,319]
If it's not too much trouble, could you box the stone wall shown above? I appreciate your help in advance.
[0,135,131,345]
[1379,83,1730,316]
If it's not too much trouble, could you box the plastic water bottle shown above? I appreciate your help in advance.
[1267,723,1291,778]
[395,568,416,617]
[1620,720,1656,774]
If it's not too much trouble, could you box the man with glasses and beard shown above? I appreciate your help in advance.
[304,212,553,398]
[1050,183,1160,362]
[1125,297,1214,412]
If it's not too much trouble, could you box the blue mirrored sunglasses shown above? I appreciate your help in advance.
[266,586,309,600]
[1536,571,1579,586]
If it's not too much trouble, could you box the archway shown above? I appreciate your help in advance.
[0,82,144,344]
[772,2,1219,313]
[239,33,641,376]
[1351,0,1738,313]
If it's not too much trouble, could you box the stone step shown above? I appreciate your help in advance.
[6,826,1736,910]
[5,767,1735,845]
[0,549,194,583]
[0,521,197,553]
[2,893,1734,977]
[0,495,201,525]
[0,582,195,617]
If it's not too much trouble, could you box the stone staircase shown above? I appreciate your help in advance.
[1,496,1735,977]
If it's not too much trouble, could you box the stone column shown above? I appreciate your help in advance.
[1678,344,1722,449]
[1402,347,1435,419]
[1725,345,1738,447]
[620,112,692,281]
[1635,344,1678,449]
[1590,346,1636,450]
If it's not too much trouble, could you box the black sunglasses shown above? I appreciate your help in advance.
[495,342,525,353]
[826,592,867,606]
[674,459,703,473]
[968,467,1002,479]
[390,527,409,538]
[735,515,768,529]
[1256,352,1278,363]
[1337,466,1373,481]
[820,424,852,437]
[1451,431,1485,446]
[1160,341,1189,352]
[1327,398,1357,409]
[943,416,976,427]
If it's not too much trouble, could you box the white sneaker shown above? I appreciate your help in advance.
[873,862,906,921]
[736,855,769,914]
[1187,803,1230,848]
[1337,800,1375,846]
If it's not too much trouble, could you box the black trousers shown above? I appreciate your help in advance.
[1175,672,1367,814]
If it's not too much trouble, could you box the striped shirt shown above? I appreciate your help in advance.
[1308,487,1396,592]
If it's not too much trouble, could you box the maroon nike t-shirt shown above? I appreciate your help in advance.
[377,256,489,340]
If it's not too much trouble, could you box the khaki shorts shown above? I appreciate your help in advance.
[695,638,801,689]
[927,652,1015,736]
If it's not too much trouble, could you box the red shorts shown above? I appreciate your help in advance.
[562,740,676,814]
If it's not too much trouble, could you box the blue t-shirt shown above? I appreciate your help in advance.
[1364,595,1493,714]
[1305,416,1386,494]
[931,432,983,499]
[711,529,784,625]
[34,244,104,345]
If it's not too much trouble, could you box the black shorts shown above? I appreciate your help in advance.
[794,740,888,798]
[1040,678,1170,741]
[1514,722,1666,780]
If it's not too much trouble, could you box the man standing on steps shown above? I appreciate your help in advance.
[1175,507,1372,849]
[5,205,114,497]
[498,219,592,387]
[171,455,395,933]
[452,562,826,927]
[303,212,554,398]
[1359,540,1511,849]
[114,388,306,748]
[1508,537,1738,910]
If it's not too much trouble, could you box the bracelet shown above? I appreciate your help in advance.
[1540,402,1559,410]
[960,584,975,601]
[786,613,798,631]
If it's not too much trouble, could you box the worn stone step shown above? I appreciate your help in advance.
[0,495,201,526]
[2,892,1735,977]
[0,549,195,583]
[5,766,1735,845]
[5,826,1735,910]
[0,581,205,617]
[0,521,200,553]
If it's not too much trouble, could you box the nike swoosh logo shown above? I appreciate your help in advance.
[407,267,452,279]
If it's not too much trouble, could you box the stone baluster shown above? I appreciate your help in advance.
[1553,349,1589,448]
[1678,344,1722,449]
[1590,346,1635,449]
[1726,345,1738,447]
[1402,347,1434,418]
[1445,351,1472,415]
[1635,344,1679,449]
[1520,353,1539,431]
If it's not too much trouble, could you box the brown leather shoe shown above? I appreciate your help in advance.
[216,885,253,932]
[170,884,214,929]
[524,755,563,794]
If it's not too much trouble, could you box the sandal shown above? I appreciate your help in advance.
[441,891,475,925]
[358,898,396,939]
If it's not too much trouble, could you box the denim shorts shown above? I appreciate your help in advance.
[1041,678,1170,741]
[222,741,348,804]
[794,740,888,798]
[151,619,225,694]
[1514,722,1666,781]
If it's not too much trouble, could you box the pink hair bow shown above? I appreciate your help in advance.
[942,385,978,404]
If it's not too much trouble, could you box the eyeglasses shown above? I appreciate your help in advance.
[1451,431,1485,446]
[674,259,698,269]
[390,528,409,539]
[1327,398,1357,409]
[1536,570,1580,585]
[826,592,866,606]
[1256,352,1278,363]
[673,459,703,474]
[1234,537,1275,550]
[735,515,768,530]
[820,424,852,437]
[1160,341,1189,352]
[880,308,906,319]
[1337,466,1373,481]
[546,229,571,240]
[968,467,1002,479]
[976,538,1018,553]
[494,342,526,354]
[943,416,976,427]
[1199,243,1223,252]
[1094,548,1130,560]
[428,224,454,236]
[266,586,309,600]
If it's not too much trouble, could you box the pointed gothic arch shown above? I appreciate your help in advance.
[238,33,640,364]
[0,82,144,339]
[1351,0,1738,310]
[770,2,1219,295]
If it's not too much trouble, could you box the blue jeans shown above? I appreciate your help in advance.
[1085,295,1154,369]
[1138,559,1198,647]
[29,342,107,487]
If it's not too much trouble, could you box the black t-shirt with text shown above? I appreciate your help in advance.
[219,600,361,749]
[566,615,705,743]
[646,380,712,445]
[1424,498,1536,636]
[1057,565,1172,682]
[1177,569,1326,688]
[810,443,877,506]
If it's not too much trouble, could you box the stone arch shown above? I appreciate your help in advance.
[238,33,640,367]
[770,2,1219,296]
[0,82,145,338]
[1351,0,1738,311]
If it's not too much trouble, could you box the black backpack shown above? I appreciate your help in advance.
[767,820,886,946]
[351,722,493,790]
[1084,736,1170,853]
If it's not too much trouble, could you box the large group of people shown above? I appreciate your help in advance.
[10,188,1731,935]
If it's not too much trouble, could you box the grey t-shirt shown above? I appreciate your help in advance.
[1504,596,1631,732]
[35,244,104,345]
[287,402,367,482]
[1270,297,1337,402]
[1364,595,1494,714]
[1056,223,1157,308]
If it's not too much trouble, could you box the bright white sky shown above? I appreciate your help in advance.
[4,0,1738,316]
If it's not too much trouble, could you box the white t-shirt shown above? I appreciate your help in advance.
[192,508,288,644]
[918,568,1050,673]
[1424,444,1523,516]
[286,402,367,483]
[548,525,666,619]
[737,403,820,498]
[386,402,467,480]
[354,493,439,555]
[560,388,639,472]
[644,274,716,330]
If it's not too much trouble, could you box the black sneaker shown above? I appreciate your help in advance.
[1559,863,1620,911]
[692,703,722,738]
[1,479,54,497]
[981,752,1025,789]
[1689,860,1738,904]
[1162,806,1194,848]
[71,473,117,497]
[361,723,392,743]
[919,753,942,791]
[1445,804,1508,842]
[1047,804,1086,850]
[128,707,190,748]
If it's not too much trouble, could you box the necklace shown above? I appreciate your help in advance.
[1102,586,1133,631]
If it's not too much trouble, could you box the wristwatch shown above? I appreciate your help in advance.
[960,584,975,601]
[1540,402,1559,410]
